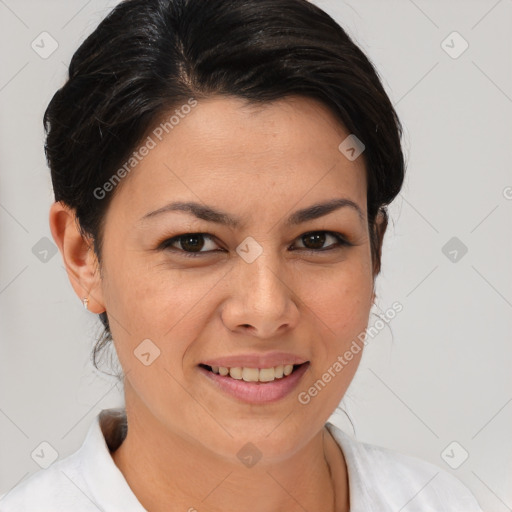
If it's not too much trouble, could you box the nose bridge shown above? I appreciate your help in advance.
[237,243,288,309]
[222,238,299,336]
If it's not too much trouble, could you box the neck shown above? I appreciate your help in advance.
[110,392,349,512]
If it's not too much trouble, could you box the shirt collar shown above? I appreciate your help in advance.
[79,408,146,511]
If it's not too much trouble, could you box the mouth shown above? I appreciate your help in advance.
[197,361,310,404]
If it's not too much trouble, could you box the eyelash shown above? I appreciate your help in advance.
[158,231,352,258]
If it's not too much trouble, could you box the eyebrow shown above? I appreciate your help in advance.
[140,198,364,228]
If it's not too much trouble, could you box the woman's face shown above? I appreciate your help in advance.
[90,96,377,461]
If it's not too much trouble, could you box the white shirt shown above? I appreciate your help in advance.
[0,408,483,511]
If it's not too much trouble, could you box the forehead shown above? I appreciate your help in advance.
[106,95,367,226]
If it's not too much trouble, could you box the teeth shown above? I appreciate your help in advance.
[242,367,259,382]
[259,367,276,382]
[208,364,297,382]
[230,367,243,380]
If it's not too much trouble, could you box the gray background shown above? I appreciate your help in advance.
[1,1,511,510]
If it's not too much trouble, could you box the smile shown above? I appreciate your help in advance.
[198,362,310,404]
[202,363,297,382]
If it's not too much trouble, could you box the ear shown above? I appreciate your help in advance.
[49,201,106,314]
[371,209,388,303]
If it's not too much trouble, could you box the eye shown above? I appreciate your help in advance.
[293,231,351,252]
[158,233,220,257]
[158,231,351,258]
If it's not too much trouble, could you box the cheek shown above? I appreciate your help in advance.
[104,259,217,358]
[295,262,371,421]
[304,258,373,339]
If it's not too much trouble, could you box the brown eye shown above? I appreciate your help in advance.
[177,234,206,252]
[159,233,220,257]
[301,232,327,250]
[294,231,350,252]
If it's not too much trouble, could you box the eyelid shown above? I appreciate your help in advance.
[158,231,352,257]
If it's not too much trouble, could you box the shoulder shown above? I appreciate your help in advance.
[0,450,95,512]
[0,408,135,512]
[326,422,484,512]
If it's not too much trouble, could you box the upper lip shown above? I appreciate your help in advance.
[201,352,309,368]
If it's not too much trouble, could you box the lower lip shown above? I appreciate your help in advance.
[198,363,310,404]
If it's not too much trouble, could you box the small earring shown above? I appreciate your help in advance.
[83,297,89,310]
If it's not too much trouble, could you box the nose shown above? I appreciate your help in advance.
[221,252,300,338]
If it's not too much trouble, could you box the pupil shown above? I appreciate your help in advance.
[304,233,325,249]
[181,234,204,252]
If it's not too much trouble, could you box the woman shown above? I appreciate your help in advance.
[0,0,484,510]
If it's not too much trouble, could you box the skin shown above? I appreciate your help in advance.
[49,95,386,512]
